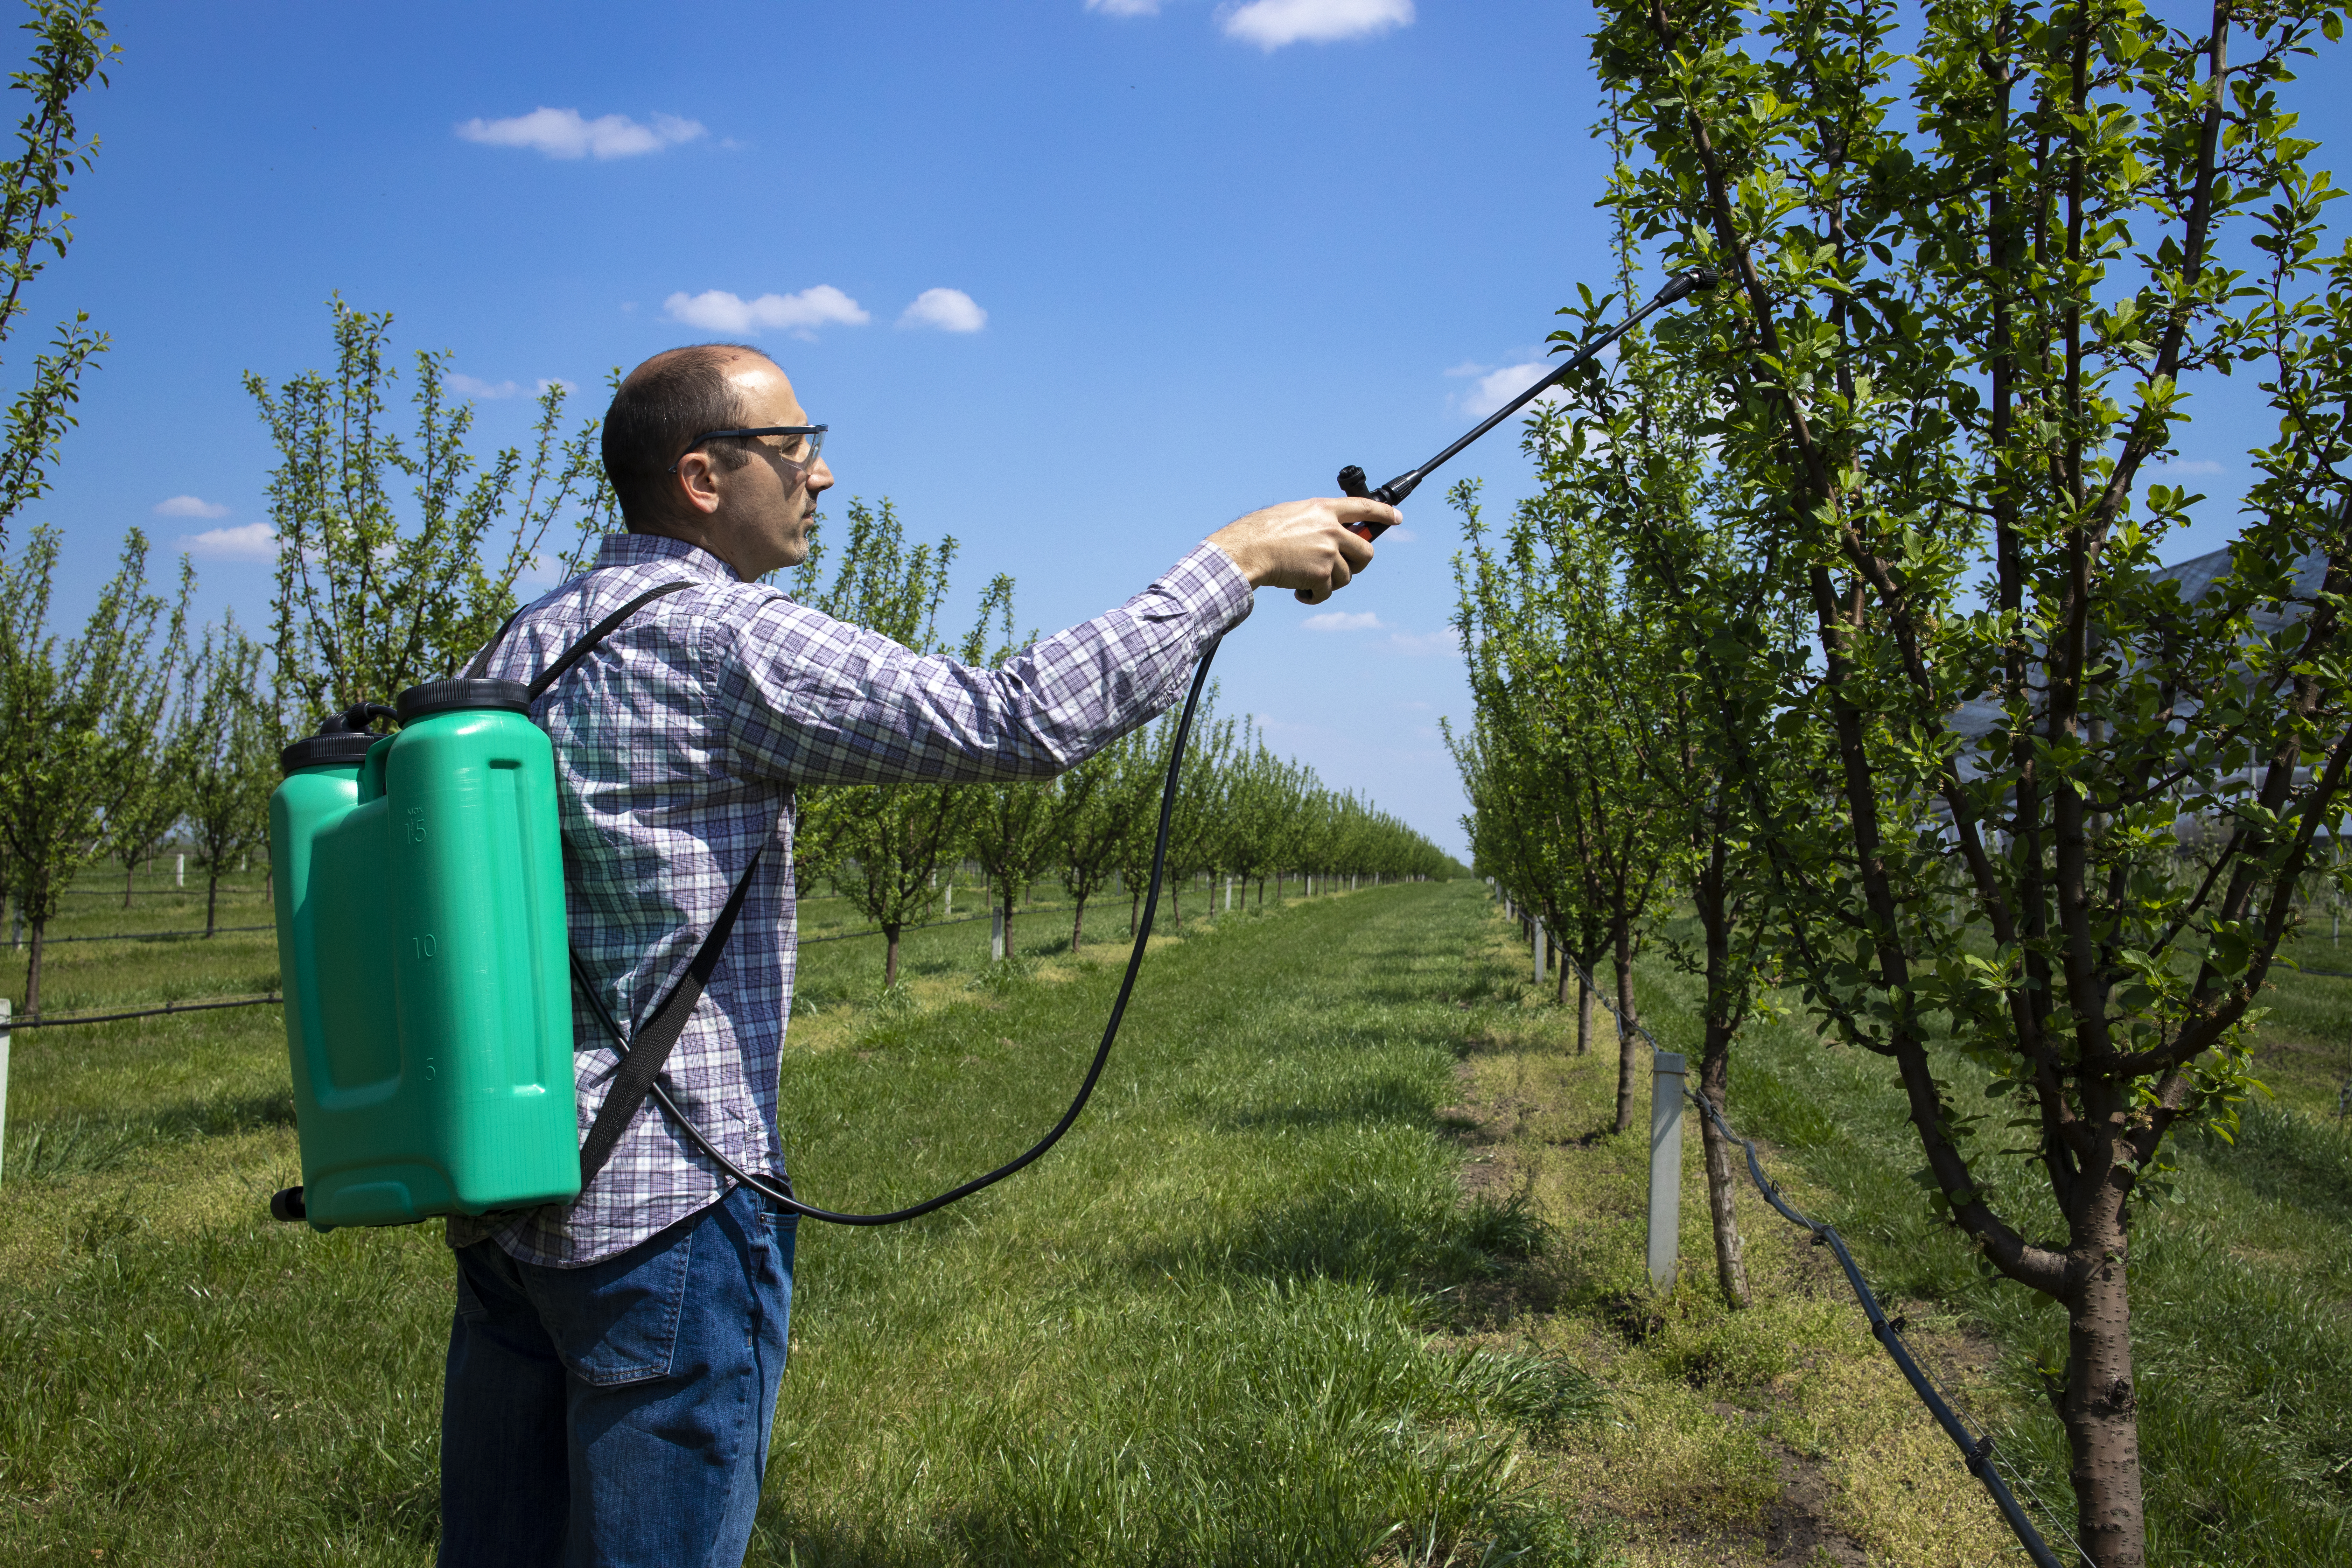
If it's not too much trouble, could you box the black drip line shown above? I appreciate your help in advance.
[1541,935,2080,1568]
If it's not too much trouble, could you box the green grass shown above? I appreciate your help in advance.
[0,876,1619,1566]
[14,866,2340,1564]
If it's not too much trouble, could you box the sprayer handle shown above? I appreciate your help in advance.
[1336,465,1399,541]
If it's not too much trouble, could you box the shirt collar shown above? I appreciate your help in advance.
[592,530,743,583]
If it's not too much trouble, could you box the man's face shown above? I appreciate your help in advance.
[678,355,835,578]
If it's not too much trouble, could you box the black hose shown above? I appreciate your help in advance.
[571,638,1221,1226]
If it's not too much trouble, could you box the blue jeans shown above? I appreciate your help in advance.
[438,1184,796,1568]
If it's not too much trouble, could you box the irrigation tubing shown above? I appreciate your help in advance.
[32,924,274,945]
[796,912,992,947]
[1683,1088,2069,1568]
[571,637,1223,1227]
[797,892,1241,950]
[1537,934,2073,1568]
[5,994,284,1030]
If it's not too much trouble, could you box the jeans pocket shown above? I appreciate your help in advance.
[532,1219,698,1388]
[453,1255,488,1321]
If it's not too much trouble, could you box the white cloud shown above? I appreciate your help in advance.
[1388,629,1457,657]
[512,552,566,594]
[1303,609,1386,631]
[2150,458,2225,476]
[448,372,522,399]
[1087,0,1161,13]
[1462,362,1563,419]
[662,285,871,338]
[898,287,988,333]
[153,495,228,519]
[457,107,705,160]
[1382,525,1418,543]
[178,522,276,561]
[449,373,577,399]
[1220,0,1412,50]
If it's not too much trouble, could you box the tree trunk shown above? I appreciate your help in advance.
[123,858,135,909]
[1693,829,1750,1308]
[884,923,902,988]
[1001,892,1016,958]
[25,917,46,1015]
[2063,1200,2147,1568]
[1170,883,1182,931]
[1576,961,1595,1056]
[1071,894,1087,953]
[206,869,221,937]
[1612,925,1640,1133]
[1696,1049,1749,1309]
[1257,876,1265,908]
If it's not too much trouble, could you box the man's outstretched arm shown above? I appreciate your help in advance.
[720,496,1394,788]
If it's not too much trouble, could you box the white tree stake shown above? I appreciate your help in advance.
[1648,1049,1687,1292]
[0,997,11,1186]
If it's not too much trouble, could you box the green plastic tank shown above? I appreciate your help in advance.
[270,679,581,1230]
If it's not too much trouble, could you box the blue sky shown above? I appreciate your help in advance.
[26,0,2352,859]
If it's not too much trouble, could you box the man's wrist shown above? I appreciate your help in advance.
[1205,538,1260,587]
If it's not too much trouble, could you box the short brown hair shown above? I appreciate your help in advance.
[601,344,766,529]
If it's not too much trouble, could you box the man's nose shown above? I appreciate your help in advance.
[806,456,835,494]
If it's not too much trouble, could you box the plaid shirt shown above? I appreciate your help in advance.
[447,530,1254,1267]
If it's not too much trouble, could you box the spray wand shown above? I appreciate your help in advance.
[1334,267,1718,537]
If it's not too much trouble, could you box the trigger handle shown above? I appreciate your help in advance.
[1338,464,1392,541]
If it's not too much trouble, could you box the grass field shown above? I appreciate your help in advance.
[1,870,2346,1563]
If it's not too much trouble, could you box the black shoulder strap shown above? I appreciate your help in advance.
[576,844,764,1188]
[519,577,768,1192]
[463,579,697,685]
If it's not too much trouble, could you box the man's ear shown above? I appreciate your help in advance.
[674,449,726,517]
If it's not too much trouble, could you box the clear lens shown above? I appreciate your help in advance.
[771,428,824,467]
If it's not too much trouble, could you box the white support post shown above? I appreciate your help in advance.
[944,881,953,917]
[176,853,186,888]
[1225,874,1233,912]
[0,997,12,1186]
[1647,1050,1687,1292]
[1533,921,1548,985]
[990,902,1006,962]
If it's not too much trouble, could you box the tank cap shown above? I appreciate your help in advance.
[279,702,397,775]
[396,677,531,724]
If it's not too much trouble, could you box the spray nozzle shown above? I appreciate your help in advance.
[1657,266,1722,305]
[1334,267,1720,544]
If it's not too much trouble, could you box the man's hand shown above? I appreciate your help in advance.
[1206,497,1393,605]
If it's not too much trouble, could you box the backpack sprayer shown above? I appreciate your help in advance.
[264,267,1718,1234]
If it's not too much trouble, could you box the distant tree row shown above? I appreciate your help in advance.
[0,5,282,1012]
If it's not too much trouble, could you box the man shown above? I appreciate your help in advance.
[438,342,1393,1567]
